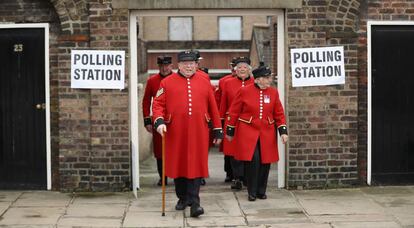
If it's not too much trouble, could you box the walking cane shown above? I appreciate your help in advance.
[161,132,166,216]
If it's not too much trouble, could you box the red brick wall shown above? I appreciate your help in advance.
[56,0,130,192]
[286,0,361,189]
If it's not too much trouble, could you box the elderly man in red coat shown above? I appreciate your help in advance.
[215,57,237,183]
[226,65,288,201]
[152,51,223,217]
[220,57,254,190]
[142,56,173,186]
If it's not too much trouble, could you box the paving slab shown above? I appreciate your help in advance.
[236,189,306,226]
[364,188,414,207]
[65,203,126,218]
[331,221,401,228]
[0,191,22,202]
[386,206,414,226]
[185,215,246,227]
[73,192,130,204]
[245,208,310,225]
[361,188,414,226]
[123,211,184,227]
[294,189,385,215]
[236,190,301,214]
[130,191,178,213]
[270,223,331,228]
[195,191,242,217]
[294,188,364,198]
[57,216,122,228]
[0,207,65,225]
[0,202,10,215]
[0,225,54,228]
[13,192,71,207]
[310,214,395,223]
[128,197,178,212]
[360,186,414,196]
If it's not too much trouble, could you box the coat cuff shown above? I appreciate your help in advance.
[278,125,288,135]
[154,117,165,129]
[208,120,213,129]
[144,117,152,126]
[226,125,235,137]
[213,128,224,139]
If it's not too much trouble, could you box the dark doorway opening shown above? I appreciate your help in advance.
[0,28,47,189]
[371,25,414,185]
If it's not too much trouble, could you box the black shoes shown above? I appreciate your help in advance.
[248,195,256,201]
[248,194,266,201]
[224,175,233,183]
[175,199,187,210]
[200,178,206,186]
[190,203,204,217]
[231,180,242,190]
[257,194,267,200]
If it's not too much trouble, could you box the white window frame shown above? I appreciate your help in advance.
[218,16,242,40]
[168,16,193,41]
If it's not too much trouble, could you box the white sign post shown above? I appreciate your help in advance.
[291,46,345,87]
[71,50,125,89]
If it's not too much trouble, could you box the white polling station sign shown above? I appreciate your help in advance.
[71,50,125,89]
[291,46,345,87]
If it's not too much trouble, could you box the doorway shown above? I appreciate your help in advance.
[368,22,414,185]
[129,10,286,194]
[0,25,50,189]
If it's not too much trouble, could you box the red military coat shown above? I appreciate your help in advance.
[152,71,221,178]
[227,84,287,163]
[220,76,254,156]
[214,74,233,151]
[142,73,171,159]
[214,74,233,108]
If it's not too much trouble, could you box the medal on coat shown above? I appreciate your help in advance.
[264,95,271,103]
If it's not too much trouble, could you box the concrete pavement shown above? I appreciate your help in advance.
[1,150,414,227]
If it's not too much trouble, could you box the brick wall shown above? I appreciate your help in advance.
[56,0,130,192]
[358,0,368,185]
[285,0,361,189]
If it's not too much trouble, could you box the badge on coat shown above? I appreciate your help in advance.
[156,87,164,98]
[264,95,271,103]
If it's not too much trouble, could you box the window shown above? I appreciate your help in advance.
[169,17,192,41]
[219,17,242,40]
[267,16,272,25]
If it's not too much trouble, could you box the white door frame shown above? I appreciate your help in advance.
[0,23,51,190]
[129,10,286,194]
[367,20,414,185]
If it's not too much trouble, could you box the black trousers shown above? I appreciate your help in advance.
[174,178,201,205]
[224,155,233,177]
[230,156,244,180]
[245,140,270,197]
[156,159,167,181]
